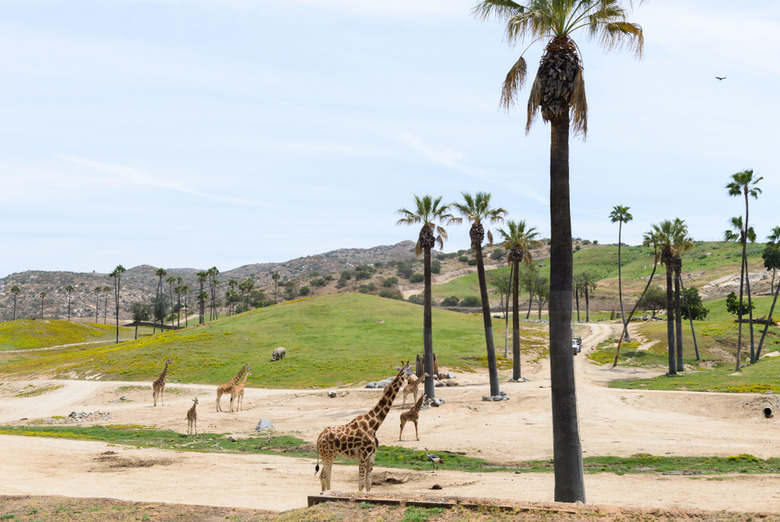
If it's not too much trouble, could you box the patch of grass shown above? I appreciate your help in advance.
[3,425,778,476]
[0,294,545,388]
[0,320,132,351]
[401,506,445,522]
[13,383,63,398]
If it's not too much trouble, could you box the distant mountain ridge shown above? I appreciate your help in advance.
[0,241,420,321]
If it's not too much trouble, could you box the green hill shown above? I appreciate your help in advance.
[0,293,549,388]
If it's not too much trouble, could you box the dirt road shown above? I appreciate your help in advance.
[0,323,778,514]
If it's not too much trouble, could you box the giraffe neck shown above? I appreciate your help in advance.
[364,368,405,430]
[411,395,425,414]
[158,361,169,382]
[227,366,247,387]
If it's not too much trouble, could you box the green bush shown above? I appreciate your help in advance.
[460,296,480,307]
[410,273,424,283]
[441,296,460,307]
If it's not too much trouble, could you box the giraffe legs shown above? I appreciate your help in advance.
[399,418,407,440]
[216,390,223,412]
[413,420,419,441]
[319,458,334,492]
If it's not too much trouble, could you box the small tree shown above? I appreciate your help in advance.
[679,287,709,320]
[11,285,20,320]
[638,286,666,318]
[131,302,151,339]
[65,285,75,321]
[726,291,754,317]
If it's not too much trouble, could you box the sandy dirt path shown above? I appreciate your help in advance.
[0,322,778,514]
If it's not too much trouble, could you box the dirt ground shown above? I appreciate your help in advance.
[0,323,778,518]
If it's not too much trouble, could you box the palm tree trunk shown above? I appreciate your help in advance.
[665,264,676,375]
[505,264,514,359]
[744,255,756,363]
[548,112,585,503]
[423,245,436,401]
[584,287,590,322]
[575,288,580,322]
[756,277,780,361]
[526,283,534,319]
[612,252,658,367]
[617,224,630,341]
[511,261,522,381]
[735,237,746,370]
[678,275,700,361]
[673,267,684,372]
[475,244,501,397]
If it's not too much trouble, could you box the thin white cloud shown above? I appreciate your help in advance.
[399,133,547,205]
[57,155,267,208]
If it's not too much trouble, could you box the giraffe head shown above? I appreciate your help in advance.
[192,397,198,406]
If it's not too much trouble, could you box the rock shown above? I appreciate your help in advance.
[429,398,445,407]
[482,395,510,402]
[327,391,337,398]
[255,418,275,432]
[431,484,442,490]
[365,382,378,389]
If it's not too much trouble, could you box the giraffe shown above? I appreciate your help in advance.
[186,397,198,435]
[216,364,250,412]
[230,371,251,412]
[401,372,429,408]
[315,362,409,493]
[399,393,426,441]
[152,359,173,407]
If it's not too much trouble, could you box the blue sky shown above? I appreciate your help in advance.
[2,0,779,278]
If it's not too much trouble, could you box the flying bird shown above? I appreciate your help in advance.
[424,448,444,472]
[715,76,727,81]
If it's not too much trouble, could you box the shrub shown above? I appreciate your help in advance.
[409,273,424,283]
[459,296,481,307]
[382,277,399,288]
[441,296,460,307]
[467,259,477,266]
[378,288,403,300]
[458,256,469,263]
[431,260,441,274]
[298,286,311,296]
[358,283,377,294]
[407,294,424,305]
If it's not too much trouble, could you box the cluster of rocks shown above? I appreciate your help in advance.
[482,391,509,402]
[43,411,114,424]
[365,372,457,389]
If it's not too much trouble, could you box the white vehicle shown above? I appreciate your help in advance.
[572,337,582,355]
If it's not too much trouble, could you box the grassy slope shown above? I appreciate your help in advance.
[0,320,135,350]
[435,241,767,302]
[0,294,549,387]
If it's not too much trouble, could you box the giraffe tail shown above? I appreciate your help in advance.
[314,451,320,475]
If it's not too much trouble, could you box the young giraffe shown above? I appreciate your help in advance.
[216,364,250,412]
[152,359,173,407]
[315,362,409,493]
[399,393,426,441]
[230,371,251,412]
[401,372,429,407]
[186,397,198,435]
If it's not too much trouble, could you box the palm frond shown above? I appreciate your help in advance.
[525,72,543,133]
[500,56,528,110]
[472,0,526,23]
[570,67,588,137]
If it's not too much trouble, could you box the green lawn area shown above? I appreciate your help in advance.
[0,293,549,388]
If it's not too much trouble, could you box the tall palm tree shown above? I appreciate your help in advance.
[197,271,207,324]
[572,273,582,322]
[93,286,102,323]
[757,227,780,361]
[102,285,111,324]
[175,276,183,327]
[242,277,255,310]
[453,192,507,398]
[577,272,597,322]
[726,169,762,366]
[497,220,539,381]
[271,272,281,302]
[11,285,20,320]
[474,0,645,503]
[65,284,75,321]
[110,265,126,343]
[207,267,220,320]
[179,284,190,327]
[609,205,633,340]
[397,195,458,401]
[725,216,757,367]
[652,219,692,375]
[613,228,660,367]
[166,275,177,327]
[154,268,167,333]
[765,227,780,294]
[39,291,46,319]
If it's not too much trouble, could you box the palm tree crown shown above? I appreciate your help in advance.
[609,205,632,227]
[726,169,762,200]
[396,195,458,256]
[451,192,506,248]
[473,0,644,136]
[497,219,539,266]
